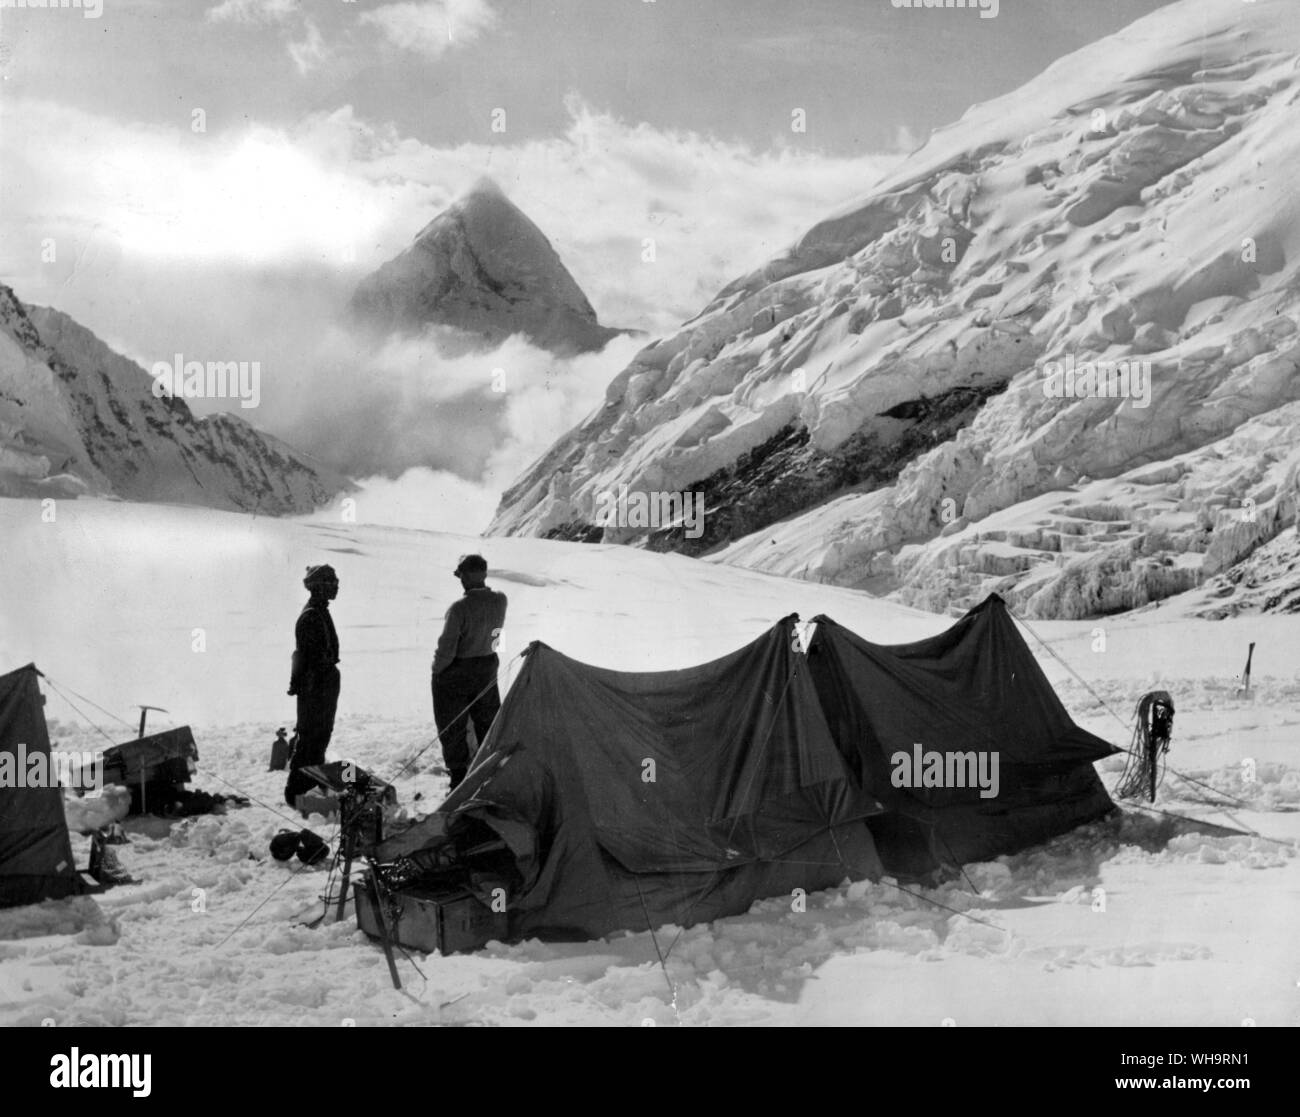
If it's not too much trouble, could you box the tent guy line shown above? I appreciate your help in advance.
[1008,609,1254,815]
[41,674,138,733]
[41,676,123,751]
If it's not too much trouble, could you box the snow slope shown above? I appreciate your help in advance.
[0,286,349,513]
[351,176,629,356]
[0,497,1295,1026]
[489,0,1300,620]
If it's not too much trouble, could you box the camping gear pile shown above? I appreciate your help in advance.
[0,663,251,909]
[72,704,245,820]
[355,595,1118,963]
[85,726,199,816]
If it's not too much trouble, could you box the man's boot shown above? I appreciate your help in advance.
[99,842,134,885]
[89,830,134,886]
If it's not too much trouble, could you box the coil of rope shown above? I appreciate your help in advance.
[1115,690,1175,803]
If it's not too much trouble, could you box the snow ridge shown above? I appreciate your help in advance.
[488,0,1300,619]
[0,287,348,513]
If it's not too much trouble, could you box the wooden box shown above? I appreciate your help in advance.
[356,881,508,955]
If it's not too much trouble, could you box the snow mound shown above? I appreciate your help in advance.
[0,896,117,944]
[62,785,131,833]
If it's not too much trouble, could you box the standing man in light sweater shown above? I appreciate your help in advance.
[432,554,507,791]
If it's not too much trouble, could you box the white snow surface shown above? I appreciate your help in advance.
[1,497,1297,1026]
[490,0,1300,620]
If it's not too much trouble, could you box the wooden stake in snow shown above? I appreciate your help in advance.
[1236,642,1256,697]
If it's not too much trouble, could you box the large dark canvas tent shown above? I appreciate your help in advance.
[377,617,884,942]
[0,664,86,908]
[805,595,1118,878]
[367,597,1117,948]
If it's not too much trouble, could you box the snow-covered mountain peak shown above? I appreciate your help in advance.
[489,0,1300,620]
[352,177,627,355]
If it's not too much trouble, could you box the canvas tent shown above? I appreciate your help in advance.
[0,664,86,909]
[369,596,1117,946]
[377,616,884,942]
[805,595,1118,877]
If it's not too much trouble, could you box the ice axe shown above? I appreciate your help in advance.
[1235,643,1256,698]
[136,705,168,739]
[131,705,169,815]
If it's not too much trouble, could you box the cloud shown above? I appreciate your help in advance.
[296,331,644,536]
[321,467,502,537]
[1,95,897,532]
[360,0,499,59]
[266,320,642,490]
[3,96,896,335]
[288,20,331,76]
[206,0,300,25]
[0,101,392,270]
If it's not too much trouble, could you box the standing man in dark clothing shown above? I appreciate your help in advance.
[286,564,341,806]
[432,555,507,791]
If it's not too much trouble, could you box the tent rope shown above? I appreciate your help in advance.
[934,827,981,894]
[1124,800,1255,838]
[42,674,138,732]
[1005,609,1133,736]
[385,649,525,785]
[203,770,331,837]
[215,854,323,948]
[1007,607,1253,811]
[633,876,679,1009]
[881,879,1010,935]
[40,677,123,750]
[1165,768,1252,811]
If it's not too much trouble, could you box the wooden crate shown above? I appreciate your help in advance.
[356,880,508,954]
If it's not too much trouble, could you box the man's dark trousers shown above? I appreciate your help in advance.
[285,665,341,805]
[432,654,500,786]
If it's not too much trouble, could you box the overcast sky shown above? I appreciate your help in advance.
[0,0,1175,529]
[7,0,1172,154]
[2,0,1173,308]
